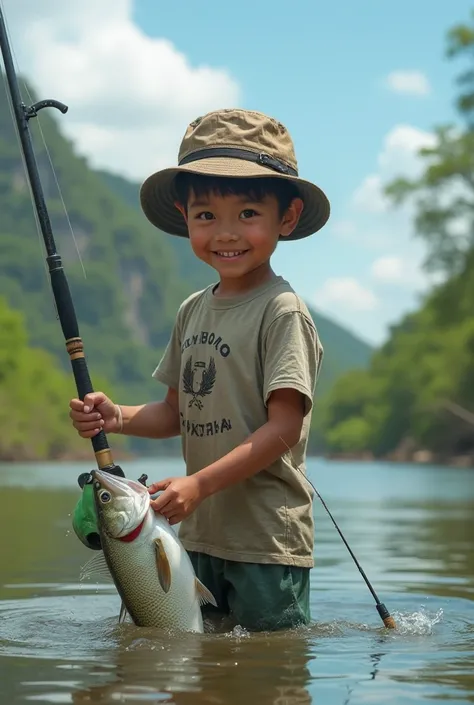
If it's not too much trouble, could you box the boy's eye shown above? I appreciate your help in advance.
[240,209,258,219]
[196,211,214,220]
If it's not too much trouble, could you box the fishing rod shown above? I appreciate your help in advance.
[0,6,396,630]
[0,8,124,484]
[280,438,396,629]
[310,481,396,629]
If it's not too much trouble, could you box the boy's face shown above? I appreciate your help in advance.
[175,188,303,290]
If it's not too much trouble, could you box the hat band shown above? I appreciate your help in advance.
[179,147,298,177]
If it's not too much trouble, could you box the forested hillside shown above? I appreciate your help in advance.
[319,10,474,465]
[0,70,372,459]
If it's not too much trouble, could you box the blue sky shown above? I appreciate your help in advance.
[5,0,473,346]
[131,0,472,345]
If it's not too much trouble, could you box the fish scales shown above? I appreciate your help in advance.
[90,469,217,633]
[102,510,204,630]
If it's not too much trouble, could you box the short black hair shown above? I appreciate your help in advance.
[174,171,300,218]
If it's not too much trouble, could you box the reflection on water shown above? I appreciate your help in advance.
[0,458,473,704]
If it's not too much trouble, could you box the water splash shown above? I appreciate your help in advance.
[389,607,444,636]
[228,624,251,640]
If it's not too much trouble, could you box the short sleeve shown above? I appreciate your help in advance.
[262,311,322,415]
[152,316,182,391]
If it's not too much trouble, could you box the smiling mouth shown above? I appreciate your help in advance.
[213,250,248,258]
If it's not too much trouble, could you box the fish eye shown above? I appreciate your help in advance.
[99,490,112,503]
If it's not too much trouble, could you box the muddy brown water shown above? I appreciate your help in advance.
[0,458,473,704]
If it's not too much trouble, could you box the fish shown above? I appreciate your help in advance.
[82,469,217,633]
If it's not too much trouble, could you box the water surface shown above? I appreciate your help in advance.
[0,457,473,703]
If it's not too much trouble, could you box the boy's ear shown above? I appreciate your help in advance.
[279,197,304,239]
[174,201,188,223]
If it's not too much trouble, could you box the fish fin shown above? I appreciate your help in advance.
[153,538,171,593]
[118,601,128,624]
[79,552,113,582]
[195,577,218,607]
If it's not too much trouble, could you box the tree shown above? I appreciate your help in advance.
[321,9,474,461]
[385,11,474,278]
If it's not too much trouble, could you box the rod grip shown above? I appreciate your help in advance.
[70,355,109,454]
[376,603,396,629]
[48,255,80,340]
[47,256,112,458]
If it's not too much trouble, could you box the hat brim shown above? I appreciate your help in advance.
[139,157,330,241]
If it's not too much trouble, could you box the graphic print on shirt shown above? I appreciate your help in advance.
[180,330,232,438]
[182,356,216,410]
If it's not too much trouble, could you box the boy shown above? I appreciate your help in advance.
[70,108,330,631]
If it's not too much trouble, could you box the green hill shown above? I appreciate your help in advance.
[0,70,372,457]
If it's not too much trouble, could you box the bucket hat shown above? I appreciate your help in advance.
[140,108,330,241]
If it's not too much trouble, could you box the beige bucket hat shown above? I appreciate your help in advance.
[140,108,330,241]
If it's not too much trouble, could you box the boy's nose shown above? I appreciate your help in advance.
[215,230,239,242]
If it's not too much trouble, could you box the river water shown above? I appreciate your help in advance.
[0,457,472,704]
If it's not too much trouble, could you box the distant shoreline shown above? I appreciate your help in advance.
[322,450,474,468]
[0,448,472,468]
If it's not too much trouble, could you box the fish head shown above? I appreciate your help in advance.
[91,470,150,539]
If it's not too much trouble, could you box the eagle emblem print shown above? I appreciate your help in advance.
[182,356,217,409]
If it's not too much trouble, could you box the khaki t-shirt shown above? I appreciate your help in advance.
[152,274,323,568]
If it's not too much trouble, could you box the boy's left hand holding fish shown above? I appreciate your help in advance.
[148,475,203,525]
[149,387,305,525]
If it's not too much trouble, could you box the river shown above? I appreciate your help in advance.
[0,457,472,704]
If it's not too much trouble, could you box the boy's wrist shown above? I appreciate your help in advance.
[114,404,123,434]
[194,467,215,500]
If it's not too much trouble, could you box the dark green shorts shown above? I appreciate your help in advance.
[188,551,311,632]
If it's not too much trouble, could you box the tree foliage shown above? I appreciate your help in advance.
[321,9,474,462]
[0,296,118,460]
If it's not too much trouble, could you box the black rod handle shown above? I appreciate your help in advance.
[1,8,121,475]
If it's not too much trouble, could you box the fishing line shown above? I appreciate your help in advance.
[2,78,59,318]
[0,0,87,281]
[0,1,62,316]
[0,1,124,480]
[21,80,87,281]
[0,19,51,281]
[280,437,396,629]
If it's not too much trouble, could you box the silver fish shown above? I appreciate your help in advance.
[85,469,217,632]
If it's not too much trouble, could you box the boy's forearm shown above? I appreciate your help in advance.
[196,418,300,499]
[119,400,180,439]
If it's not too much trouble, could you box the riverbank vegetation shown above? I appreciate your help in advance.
[1,11,472,464]
[317,10,474,466]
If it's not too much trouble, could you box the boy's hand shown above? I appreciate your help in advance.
[148,476,204,525]
[69,391,121,438]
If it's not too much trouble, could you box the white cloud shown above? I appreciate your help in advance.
[315,277,379,312]
[1,0,241,180]
[331,220,357,238]
[351,124,436,214]
[377,124,436,176]
[331,219,395,250]
[370,255,426,289]
[352,175,388,213]
[385,70,431,97]
[371,256,405,282]
[325,121,444,340]
[370,255,448,293]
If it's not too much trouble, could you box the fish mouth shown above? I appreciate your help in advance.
[91,469,150,538]
[91,469,145,497]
